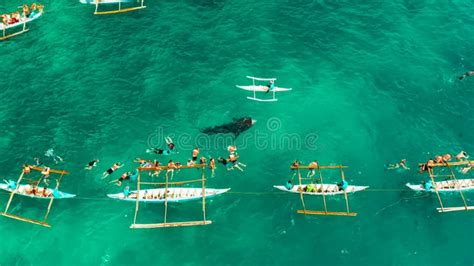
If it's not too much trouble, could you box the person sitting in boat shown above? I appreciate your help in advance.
[285,180,293,190]
[265,80,275,94]
[442,153,452,162]
[29,3,38,17]
[228,154,246,171]
[192,147,200,162]
[85,159,99,170]
[3,179,17,190]
[10,12,20,24]
[305,183,316,193]
[25,185,38,196]
[337,180,349,191]
[307,161,318,178]
[423,180,433,191]
[42,187,51,197]
[102,162,123,179]
[123,186,131,198]
[456,151,469,161]
[22,4,30,18]
[387,159,410,170]
[461,162,472,174]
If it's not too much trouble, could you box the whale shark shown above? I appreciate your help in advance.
[201,117,256,138]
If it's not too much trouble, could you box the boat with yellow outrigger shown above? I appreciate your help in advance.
[275,161,369,216]
[407,159,474,213]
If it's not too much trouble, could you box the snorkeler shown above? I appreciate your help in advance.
[307,161,318,178]
[456,151,469,161]
[45,148,63,164]
[458,70,474,80]
[387,159,410,170]
[102,162,123,179]
[85,159,100,170]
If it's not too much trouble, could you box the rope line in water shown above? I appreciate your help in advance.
[0,188,458,202]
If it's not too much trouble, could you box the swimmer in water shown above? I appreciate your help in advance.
[209,158,216,177]
[456,151,469,161]
[387,159,410,170]
[102,162,123,179]
[307,161,318,178]
[458,70,474,80]
[85,159,100,170]
[45,148,63,164]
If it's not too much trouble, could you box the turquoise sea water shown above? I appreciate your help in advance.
[1,0,474,265]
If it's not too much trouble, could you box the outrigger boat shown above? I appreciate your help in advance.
[274,184,368,196]
[108,187,230,202]
[122,162,227,229]
[1,166,71,227]
[0,182,76,199]
[0,8,44,41]
[80,0,146,15]
[406,179,474,192]
[277,163,368,216]
[236,76,292,102]
[414,158,474,213]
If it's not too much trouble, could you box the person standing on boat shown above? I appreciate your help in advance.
[123,186,131,198]
[102,162,123,178]
[85,159,99,170]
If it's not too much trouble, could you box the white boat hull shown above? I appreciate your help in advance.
[406,179,474,192]
[107,187,230,202]
[0,183,76,199]
[236,85,292,92]
[0,12,43,31]
[274,184,369,195]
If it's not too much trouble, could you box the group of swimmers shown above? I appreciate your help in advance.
[419,151,470,174]
[1,3,43,26]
